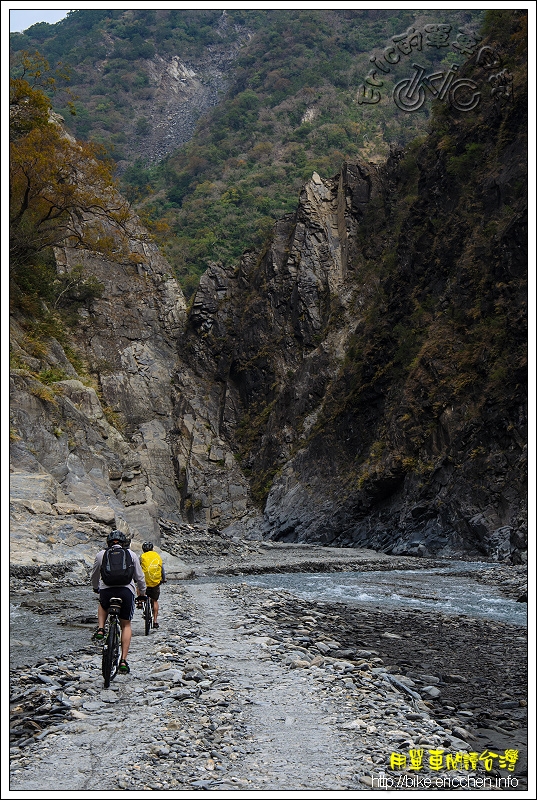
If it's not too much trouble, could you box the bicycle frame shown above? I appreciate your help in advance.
[393,62,480,113]
[102,598,122,687]
[143,595,154,635]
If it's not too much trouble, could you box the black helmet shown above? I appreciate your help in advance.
[107,530,128,547]
[142,541,153,552]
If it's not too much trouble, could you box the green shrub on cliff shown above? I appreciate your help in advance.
[9,53,138,318]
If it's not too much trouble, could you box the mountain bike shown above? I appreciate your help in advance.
[102,597,122,688]
[142,594,154,636]
[393,62,481,113]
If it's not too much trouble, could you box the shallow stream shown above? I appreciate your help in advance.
[10,561,525,670]
[214,562,527,626]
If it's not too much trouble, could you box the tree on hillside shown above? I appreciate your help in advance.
[10,52,141,289]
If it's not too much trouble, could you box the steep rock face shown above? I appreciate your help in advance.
[10,217,251,562]
[180,162,390,538]
[183,163,380,480]
[10,19,527,566]
[10,138,526,567]
[183,76,527,561]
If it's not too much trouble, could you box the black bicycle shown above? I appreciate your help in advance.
[102,597,122,688]
[142,594,154,636]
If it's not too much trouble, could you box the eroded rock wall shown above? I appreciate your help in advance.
[10,66,527,566]
[9,216,251,567]
[181,135,526,561]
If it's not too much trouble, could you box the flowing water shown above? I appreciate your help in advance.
[189,561,527,626]
[10,562,525,669]
[241,569,526,624]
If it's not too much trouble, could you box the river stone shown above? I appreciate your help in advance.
[153,662,173,672]
[150,668,182,682]
[422,685,441,698]
[324,639,340,648]
[391,674,417,687]
[290,659,311,669]
[82,700,106,710]
[251,636,278,645]
[173,689,193,700]
[335,661,355,672]
[419,674,441,684]
[100,690,120,702]
[69,710,88,719]
[341,718,367,729]
[452,726,473,740]
[449,736,471,750]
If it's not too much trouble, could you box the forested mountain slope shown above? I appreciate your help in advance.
[11,8,483,295]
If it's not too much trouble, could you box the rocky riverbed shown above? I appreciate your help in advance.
[9,573,527,792]
[159,521,528,601]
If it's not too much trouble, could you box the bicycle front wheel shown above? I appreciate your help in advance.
[144,596,152,635]
[102,621,120,687]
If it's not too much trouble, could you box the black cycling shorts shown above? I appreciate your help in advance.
[146,584,161,601]
[99,587,135,621]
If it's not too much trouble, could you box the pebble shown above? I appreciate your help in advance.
[421,686,442,698]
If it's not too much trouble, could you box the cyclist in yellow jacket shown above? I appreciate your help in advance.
[139,542,166,628]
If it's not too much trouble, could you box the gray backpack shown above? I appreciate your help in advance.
[100,545,134,586]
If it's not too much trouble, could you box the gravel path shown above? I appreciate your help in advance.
[9,580,527,793]
[185,584,356,790]
[9,584,359,792]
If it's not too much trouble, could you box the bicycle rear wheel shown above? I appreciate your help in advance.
[102,620,120,687]
[144,596,152,635]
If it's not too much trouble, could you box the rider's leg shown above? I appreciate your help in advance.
[153,599,159,624]
[98,603,108,630]
[119,619,132,661]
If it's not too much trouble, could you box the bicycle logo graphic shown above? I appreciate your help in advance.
[355,24,513,114]
[393,62,480,112]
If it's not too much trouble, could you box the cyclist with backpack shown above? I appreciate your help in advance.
[91,530,147,674]
[138,542,166,629]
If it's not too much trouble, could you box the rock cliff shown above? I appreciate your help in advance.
[180,70,527,562]
[9,215,250,574]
